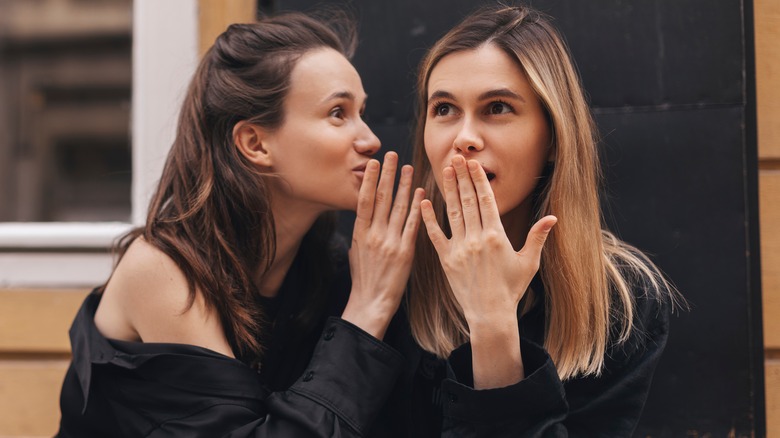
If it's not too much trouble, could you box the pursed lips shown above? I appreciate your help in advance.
[352,163,368,179]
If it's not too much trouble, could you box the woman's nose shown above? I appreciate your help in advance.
[452,119,484,154]
[354,122,381,156]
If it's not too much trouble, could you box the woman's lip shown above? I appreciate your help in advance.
[478,163,496,180]
[352,168,366,181]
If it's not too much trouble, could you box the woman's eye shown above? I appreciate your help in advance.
[329,107,345,119]
[433,103,454,117]
[488,101,513,115]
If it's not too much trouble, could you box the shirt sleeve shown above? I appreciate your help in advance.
[439,294,670,438]
[148,317,404,438]
[439,338,568,437]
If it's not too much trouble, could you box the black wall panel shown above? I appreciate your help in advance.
[543,1,745,107]
[270,1,764,435]
[597,108,756,434]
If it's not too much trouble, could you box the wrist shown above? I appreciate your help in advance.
[468,315,524,389]
[340,294,397,340]
[465,310,519,336]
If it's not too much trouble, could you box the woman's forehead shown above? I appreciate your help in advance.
[288,48,366,103]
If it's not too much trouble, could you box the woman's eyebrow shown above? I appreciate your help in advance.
[322,90,355,103]
[322,90,368,107]
[478,88,525,103]
[428,88,525,103]
[428,90,455,102]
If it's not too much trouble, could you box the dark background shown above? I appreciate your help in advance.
[269,0,765,436]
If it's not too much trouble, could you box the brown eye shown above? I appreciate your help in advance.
[489,101,512,115]
[434,103,453,116]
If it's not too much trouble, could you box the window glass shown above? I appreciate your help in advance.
[0,0,132,222]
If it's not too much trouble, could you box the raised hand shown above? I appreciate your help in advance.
[421,155,556,326]
[420,155,555,388]
[342,152,424,340]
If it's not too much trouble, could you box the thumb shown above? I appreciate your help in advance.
[520,215,558,259]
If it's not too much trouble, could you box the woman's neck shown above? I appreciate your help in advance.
[256,197,323,298]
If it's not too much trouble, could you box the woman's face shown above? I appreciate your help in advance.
[424,43,551,222]
[264,47,380,212]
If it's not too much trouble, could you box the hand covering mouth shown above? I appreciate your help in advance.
[480,164,496,181]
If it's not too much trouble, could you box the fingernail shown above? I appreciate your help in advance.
[467,160,478,172]
[402,166,411,176]
[368,160,379,170]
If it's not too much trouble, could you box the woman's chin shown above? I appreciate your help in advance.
[335,196,359,213]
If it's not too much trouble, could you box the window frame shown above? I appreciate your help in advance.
[0,0,199,287]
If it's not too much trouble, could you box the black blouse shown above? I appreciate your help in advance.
[57,245,670,437]
[374,275,671,437]
[56,249,405,437]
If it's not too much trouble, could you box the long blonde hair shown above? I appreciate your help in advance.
[408,4,678,380]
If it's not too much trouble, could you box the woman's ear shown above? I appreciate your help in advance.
[233,121,272,167]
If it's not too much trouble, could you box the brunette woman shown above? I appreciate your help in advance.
[57,11,422,437]
[397,5,681,437]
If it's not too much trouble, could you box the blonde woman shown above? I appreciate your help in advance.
[400,4,679,436]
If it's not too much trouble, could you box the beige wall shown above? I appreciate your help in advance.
[198,0,256,56]
[0,289,88,436]
[757,0,780,435]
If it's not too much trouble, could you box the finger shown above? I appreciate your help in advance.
[401,187,425,248]
[388,164,413,235]
[372,151,399,224]
[519,215,558,262]
[451,155,481,233]
[354,159,380,232]
[442,166,465,239]
[421,199,449,254]
[467,160,501,227]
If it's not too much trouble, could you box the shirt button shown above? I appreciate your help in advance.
[421,355,437,378]
[303,371,315,382]
[324,327,335,340]
[448,393,458,403]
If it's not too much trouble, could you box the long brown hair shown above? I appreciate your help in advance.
[111,11,357,365]
[409,4,678,379]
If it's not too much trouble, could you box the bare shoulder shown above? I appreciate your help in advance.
[95,237,234,357]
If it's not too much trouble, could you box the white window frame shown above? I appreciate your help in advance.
[0,0,199,288]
